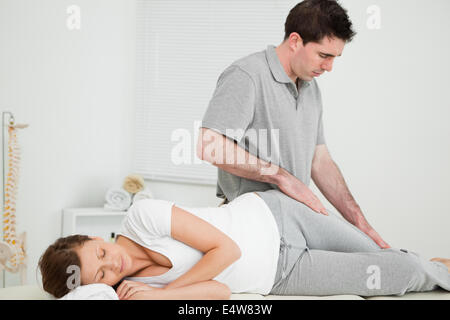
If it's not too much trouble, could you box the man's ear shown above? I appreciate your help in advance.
[288,32,303,51]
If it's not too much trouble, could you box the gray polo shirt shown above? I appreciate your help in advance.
[201,45,326,201]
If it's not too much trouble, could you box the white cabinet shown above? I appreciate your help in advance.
[61,208,127,241]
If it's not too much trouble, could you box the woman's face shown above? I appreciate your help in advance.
[75,237,132,286]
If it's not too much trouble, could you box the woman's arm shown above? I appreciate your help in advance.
[165,205,241,290]
[126,280,231,300]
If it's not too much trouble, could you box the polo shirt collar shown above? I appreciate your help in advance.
[265,45,311,88]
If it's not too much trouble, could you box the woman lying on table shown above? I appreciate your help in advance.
[39,190,450,299]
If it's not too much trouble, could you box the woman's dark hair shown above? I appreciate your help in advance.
[38,234,91,298]
[284,0,356,45]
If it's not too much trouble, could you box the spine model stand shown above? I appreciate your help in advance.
[0,113,28,285]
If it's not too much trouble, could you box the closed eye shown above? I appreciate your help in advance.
[95,248,106,282]
[101,250,106,279]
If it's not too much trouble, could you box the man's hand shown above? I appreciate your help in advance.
[116,280,161,300]
[277,169,328,216]
[311,145,390,248]
[357,222,391,249]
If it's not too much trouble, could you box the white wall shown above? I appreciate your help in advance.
[0,0,138,286]
[0,0,449,288]
[312,0,450,258]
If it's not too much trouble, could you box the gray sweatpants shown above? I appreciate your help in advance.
[256,189,450,297]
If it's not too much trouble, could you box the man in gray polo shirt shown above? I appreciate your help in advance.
[197,0,389,249]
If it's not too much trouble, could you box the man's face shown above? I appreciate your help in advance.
[291,35,345,81]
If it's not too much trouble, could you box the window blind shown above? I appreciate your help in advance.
[134,0,298,185]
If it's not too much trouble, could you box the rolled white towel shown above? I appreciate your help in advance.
[59,283,118,300]
[104,187,132,211]
[132,187,154,204]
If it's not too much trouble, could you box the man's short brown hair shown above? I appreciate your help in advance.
[284,0,356,45]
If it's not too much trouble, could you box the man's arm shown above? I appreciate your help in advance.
[311,144,390,248]
[197,127,328,215]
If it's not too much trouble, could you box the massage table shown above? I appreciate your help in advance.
[0,285,449,300]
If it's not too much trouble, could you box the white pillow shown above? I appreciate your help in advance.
[59,283,119,300]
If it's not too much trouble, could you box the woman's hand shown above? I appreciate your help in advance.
[116,280,161,300]
[118,280,231,300]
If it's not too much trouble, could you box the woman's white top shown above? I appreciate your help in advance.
[117,192,280,294]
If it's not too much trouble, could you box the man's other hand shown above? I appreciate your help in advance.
[358,223,391,249]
